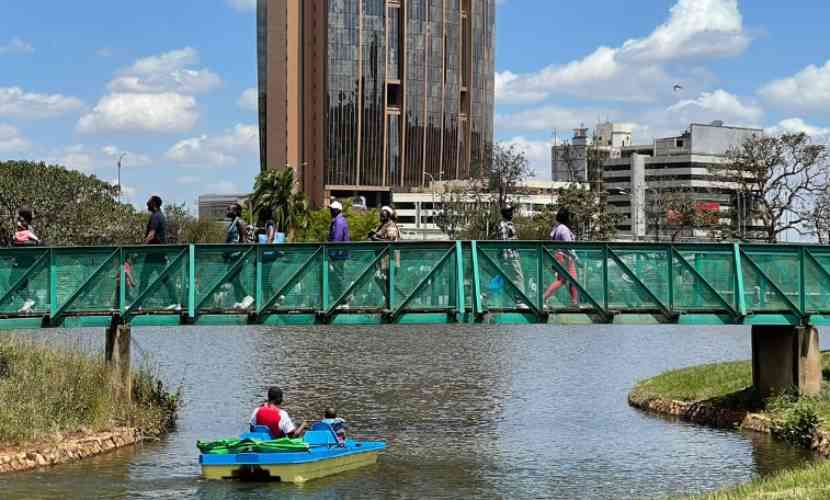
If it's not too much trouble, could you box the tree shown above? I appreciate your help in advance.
[648,187,724,242]
[807,188,830,244]
[715,133,827,243]
[296,201,379,242]
[555,183,619,241]
[0,161,145,246]
[434,143,533,240]
[249,167,309,238]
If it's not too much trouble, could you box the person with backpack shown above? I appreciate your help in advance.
[496,203,528,309]
[225,203,254,310]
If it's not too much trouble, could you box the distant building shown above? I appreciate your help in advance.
[392,180,579,240]
[551,122,633,181]
[602,122,763,241]
[198,194,249,222]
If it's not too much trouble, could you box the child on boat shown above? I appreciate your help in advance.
[321,407,346,444]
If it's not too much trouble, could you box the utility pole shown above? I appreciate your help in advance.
[117,153,126,203]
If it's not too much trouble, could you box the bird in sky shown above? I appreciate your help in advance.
[673,83,684,92]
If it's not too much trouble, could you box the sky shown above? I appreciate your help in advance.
[1,0,830,208]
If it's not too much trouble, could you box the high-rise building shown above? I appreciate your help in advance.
[257,0,496,208]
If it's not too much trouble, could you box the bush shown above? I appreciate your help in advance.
[767,392,821,447]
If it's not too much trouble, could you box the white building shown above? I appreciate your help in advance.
[392,180,579,240]
[603,122,763,241]
[551,122,633,181]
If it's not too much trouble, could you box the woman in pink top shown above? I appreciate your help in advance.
[544,208,579,305]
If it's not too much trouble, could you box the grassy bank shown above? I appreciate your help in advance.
[0,336,178,447]
[630,354,830,499]
[631,352,830,428]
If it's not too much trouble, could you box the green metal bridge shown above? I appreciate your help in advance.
[2,241,830,330]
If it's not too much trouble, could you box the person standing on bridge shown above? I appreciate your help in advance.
[141,196,180,310]
[11,206,42,313]
[225,203,254,310]
[328,201,350,300]
[496,203,528,309]
[543,207,579,306]
[369,206,400,300]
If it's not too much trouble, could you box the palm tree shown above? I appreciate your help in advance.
[249,167,308,238]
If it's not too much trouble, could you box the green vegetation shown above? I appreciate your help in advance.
[250,167,308,236]
[688,460,830,499]
[0,336,178,446]
[634,354,830,499]
[0,161,145,246]
[297,202,379,243]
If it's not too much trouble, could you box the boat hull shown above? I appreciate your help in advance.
[199,439,385,483]
[201,449,381,483]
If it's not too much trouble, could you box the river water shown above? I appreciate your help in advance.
[0,325,823,499]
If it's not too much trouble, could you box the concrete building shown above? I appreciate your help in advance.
[603,122,763,241]
[198,194,249,222]
[257,0,496,208]
[392,180,577,240]
[551,122,633,181]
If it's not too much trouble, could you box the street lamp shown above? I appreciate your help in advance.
[116,153,126,203]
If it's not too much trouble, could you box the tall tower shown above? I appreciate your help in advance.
[258,0,496,207]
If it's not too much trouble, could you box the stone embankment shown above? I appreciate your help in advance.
[628,393,830,457]
[0,427,141,474]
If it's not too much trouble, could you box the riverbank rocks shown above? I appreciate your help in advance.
[0,427,142,474]
[628,393,830,458]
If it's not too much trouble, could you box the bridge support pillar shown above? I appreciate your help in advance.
[105,322,131,402]
[751,325,820,397]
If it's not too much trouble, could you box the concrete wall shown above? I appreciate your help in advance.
[690,124,762,156]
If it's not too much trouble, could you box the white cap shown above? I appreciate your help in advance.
[330,201,343,211]
[381,205,394,215]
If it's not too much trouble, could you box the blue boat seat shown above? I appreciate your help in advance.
[305,422,340,447]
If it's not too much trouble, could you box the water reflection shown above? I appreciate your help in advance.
[0,325,823,499]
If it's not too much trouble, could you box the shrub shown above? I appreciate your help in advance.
[767,392,821,448]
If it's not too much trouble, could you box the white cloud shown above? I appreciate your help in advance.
[101,145,152,167]
[0,37,34,55]
[239,87,258,111]
[165,123,258,166]
[0,124,30,153]
[495,0,749,104]
[0,86,83,119]
[759,60,830,112]
[496,105,617,133]
[227,0,256,12]
[666,89,763,126]
[47,145,96,173]
[77,93,199,134]
[765,118,830,142]
[108,47,222,95]
[499,136,552,179]
[176,175,200,185]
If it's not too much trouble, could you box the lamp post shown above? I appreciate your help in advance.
[116,153,126,203]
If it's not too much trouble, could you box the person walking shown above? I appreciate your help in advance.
[543,207,579,305]
[496,203,527,309]
[328,201,351,300]
[225,203,254,310]
[369,206,400,301]
[139,196,180,310]
[11,206,42,313]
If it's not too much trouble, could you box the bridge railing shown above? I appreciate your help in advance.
[1,242,829,328]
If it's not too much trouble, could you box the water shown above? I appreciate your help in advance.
[0,325,822,499]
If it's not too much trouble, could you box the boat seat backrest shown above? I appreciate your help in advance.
[305,422,339,446]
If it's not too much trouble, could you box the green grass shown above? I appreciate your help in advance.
[687,460,830,499]
[0,336,178,446]
[631,353,830,499]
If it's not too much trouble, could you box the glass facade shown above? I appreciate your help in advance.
[258,0,494,198]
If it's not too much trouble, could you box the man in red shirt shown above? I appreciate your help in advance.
[249,387,306,439]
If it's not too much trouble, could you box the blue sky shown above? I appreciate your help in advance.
[1,0,829,208]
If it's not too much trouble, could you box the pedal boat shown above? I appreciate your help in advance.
[199,422,385,483]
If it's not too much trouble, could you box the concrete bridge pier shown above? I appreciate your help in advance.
[105,322,131,402]
[751,325,821,397]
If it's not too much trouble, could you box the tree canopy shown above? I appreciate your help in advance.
[0,161,145,246]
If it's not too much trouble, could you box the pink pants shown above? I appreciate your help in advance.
[544,252,578,304]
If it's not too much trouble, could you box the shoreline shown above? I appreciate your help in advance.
[0,427,145,474]
[628,388,830,458]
